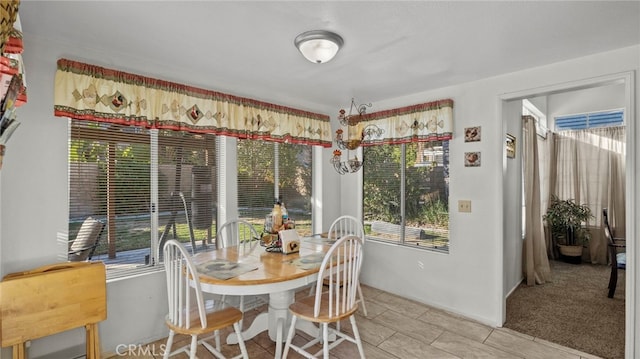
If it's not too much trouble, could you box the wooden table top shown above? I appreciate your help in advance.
[191,237,335,287]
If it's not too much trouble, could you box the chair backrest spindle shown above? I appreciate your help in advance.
[313,235,364,319]
[328,215,365,241]
[216,219,260,253]
[164,239,207,330]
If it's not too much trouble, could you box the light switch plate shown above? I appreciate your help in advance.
[458,200,471,212]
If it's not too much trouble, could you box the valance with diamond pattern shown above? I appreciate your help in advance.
[354,99,453,145]
[54,59,332,147]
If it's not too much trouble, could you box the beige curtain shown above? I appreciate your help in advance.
[523,116,551,285]
[548,126,626,264]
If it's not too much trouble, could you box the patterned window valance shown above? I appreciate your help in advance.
[353,99,453,145]
[54,59,332,147]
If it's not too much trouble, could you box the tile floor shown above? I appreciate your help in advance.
[111,285,603,358]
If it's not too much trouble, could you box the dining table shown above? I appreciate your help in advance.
[190,235,336,359]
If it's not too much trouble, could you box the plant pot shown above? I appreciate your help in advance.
[558,244,583,264]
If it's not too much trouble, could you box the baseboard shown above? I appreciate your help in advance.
[506,277,525,299]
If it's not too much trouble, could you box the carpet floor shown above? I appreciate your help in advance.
[504,259,625,359]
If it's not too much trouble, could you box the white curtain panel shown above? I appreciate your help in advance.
[523,116,550,285]
[550,126,626,264]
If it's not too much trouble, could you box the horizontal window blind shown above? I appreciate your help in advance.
[363,141,449,251]
[237,139,276,235]
[555,110,623,130]
[69,121,151,263]
[237,140,312,237]
[157,131,217,252]
[277,142,312,236]
[69,120,217,267]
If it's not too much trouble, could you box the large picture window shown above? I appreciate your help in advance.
[237,140,312,236]
[68,120,217,274]
[363,141,449,251]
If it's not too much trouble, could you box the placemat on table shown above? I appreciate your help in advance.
[196,259,258,280]
[287,253,327,270]
[303,236,336,245]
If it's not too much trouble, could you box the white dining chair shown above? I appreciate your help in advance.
[309,215,368,316]
[162,239,248,359]
[216,219,265,324]
[282,234,366,358]
[216,218,261,251]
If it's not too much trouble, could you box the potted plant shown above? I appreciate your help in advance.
[543,195,593,263]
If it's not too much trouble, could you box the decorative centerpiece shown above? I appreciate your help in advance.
[261,198,295,250]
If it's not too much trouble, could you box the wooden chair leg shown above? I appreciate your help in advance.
[608,266,618,298]
[12,343,26,359]
[86,323,101,358]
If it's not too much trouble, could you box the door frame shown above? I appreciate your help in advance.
[498,70,635,357]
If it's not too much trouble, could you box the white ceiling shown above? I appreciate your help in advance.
[19,1,640,114]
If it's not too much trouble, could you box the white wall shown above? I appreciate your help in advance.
[502,99,524,301]
[359,45,639,332]
[0,31,637,357]
[0,34,342,358]
[548,83,626,127]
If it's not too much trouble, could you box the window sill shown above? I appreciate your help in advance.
[105,264,164,282]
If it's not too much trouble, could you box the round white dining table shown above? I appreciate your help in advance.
[191,236,334,359]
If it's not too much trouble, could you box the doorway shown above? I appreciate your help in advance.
[500,71,635,358]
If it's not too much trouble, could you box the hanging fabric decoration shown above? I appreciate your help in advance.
[355,99,453,146]
[54,59,332,147]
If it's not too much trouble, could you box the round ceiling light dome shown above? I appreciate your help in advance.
[294,30,344,64]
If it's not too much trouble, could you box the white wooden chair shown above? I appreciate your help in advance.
[216,219,265,323]
[163,239,248,359]
[216,218,261,251]
[282,234,366,358]
[309,215,368,316]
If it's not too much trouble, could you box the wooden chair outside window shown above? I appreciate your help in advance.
[68,217,104,261]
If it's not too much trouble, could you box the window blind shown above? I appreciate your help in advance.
[157,130,217,252]
[363,141,449,250]
[69,121,152,263]
[555,110,623,130]
[69,120,217,266]
[236,140,312,236]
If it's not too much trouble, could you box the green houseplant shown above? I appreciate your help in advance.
[543,195,593,260]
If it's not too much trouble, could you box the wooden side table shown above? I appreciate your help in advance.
[0,261,107,358]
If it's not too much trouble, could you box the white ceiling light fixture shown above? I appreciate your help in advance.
[294,30,344,64]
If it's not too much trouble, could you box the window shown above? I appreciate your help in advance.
[363,141,449,251]
[555,109,624,131]
[69,121,316,274]
[237,140,312,236]
[69,120,217,273]
[522,99,548,139]
[157,130,217,254]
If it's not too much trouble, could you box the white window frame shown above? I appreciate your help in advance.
[362,141,450,252]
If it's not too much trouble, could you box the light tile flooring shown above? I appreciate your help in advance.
[114,285,602,359]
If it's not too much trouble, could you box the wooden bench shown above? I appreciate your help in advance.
[0,261,107,359]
